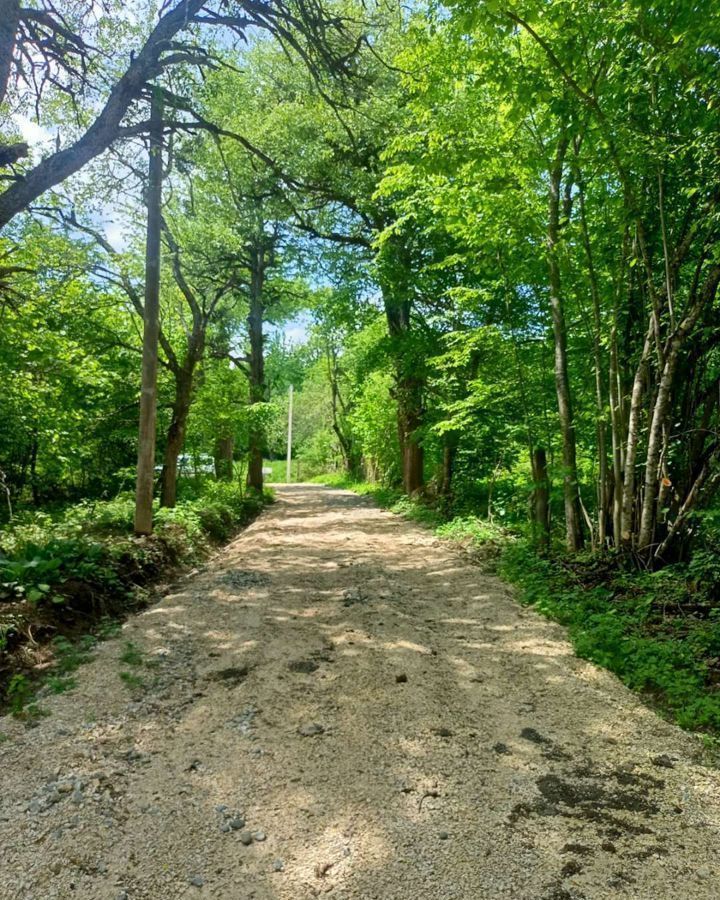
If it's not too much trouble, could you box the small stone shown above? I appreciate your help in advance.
[298,723,325,737]
[253,830,266,842]
[116,892,129,900]
[439,831,449,840]
[57,782,73,795]
[189,874,205,887]
[228,816,246,831]
[239,831,254,846]
[652,754,675,769]
[493,742,511,755]
[272,859,284,872]
[601,841,617,853]
[395,673,408,684]
[697,867,711,880]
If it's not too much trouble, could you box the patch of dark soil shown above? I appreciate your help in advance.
[544,887,585,900]
[219,570,270,590]
[561,843,594,856]
[288,659,319,674]
[573,765,664,790]
[510,770,659,837]
[520,727,572,761]
[560,860,583,877]
[537,773,659,815]
[207,665,250,686]
[521,727,551,744]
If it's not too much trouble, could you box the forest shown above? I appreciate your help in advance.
[2,0,720,735]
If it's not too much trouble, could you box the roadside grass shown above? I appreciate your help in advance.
[262,458,289,482]
[313,473,720,740]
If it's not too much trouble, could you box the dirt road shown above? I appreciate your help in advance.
[1,485,719,900]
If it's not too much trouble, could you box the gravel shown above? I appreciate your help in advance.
[0,485,718,900]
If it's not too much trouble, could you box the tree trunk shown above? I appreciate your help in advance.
[160,367,194,508]
[398,376,424,495]
[609,316,624,547]
[547,132,583,552]
[532,447,550,550]
[576,169,609,546]
[214,435,234,481]
[637,266,720,551]
[383,283,424,495]
[620,323,652,547]
[246,246,265,493]
[0,0,19,107]
[134,90,163,536]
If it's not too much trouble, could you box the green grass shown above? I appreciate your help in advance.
[315,472,720,737]
[119,670,145,691]
[262,458,291,482]
[119,641,144,667]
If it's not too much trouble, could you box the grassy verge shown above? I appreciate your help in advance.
[0,480,271,717]
[314,473,720,739]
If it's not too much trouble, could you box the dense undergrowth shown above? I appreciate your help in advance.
[0,480,270,716]
[315,474,720,737]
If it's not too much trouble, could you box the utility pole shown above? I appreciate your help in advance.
[286,384,293,484]
[134,87,163,535]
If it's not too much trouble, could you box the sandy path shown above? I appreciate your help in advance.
[0,484,718,900]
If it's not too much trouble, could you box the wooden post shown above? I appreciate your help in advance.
[134,88,163,535]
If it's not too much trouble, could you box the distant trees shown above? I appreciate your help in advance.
[4,0,720,567]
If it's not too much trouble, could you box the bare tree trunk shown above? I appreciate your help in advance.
[134,91,163,536]
[620,322,652,547]
[576,169,609,546]
[637,267,720,550]
[608,237,628,549]
[246,247,265,493]
[547,132,583,552]
[160,367,193,508]
[326,344,357,475]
